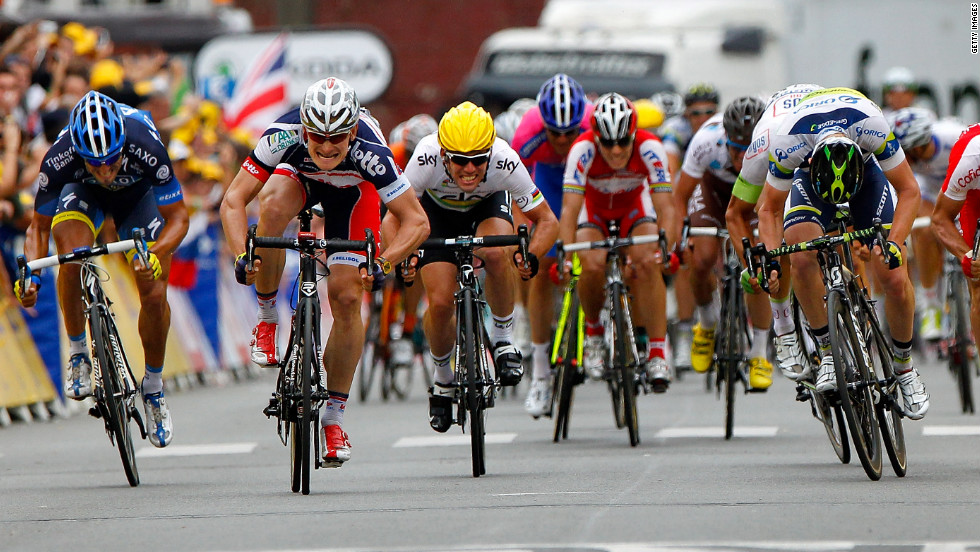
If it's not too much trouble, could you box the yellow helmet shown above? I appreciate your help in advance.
[633,98,665,130]
[438,101,495,153]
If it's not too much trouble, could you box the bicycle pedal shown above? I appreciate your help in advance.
[795,386,811,402]
[88,406,102,419]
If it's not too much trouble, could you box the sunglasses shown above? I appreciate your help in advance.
[546,126,579,138]
[726,139,749,151]
[597,135,633,148]
[83,152,121,167]
[445,151,491,167]
[687,108,717,117]
[306,129,351,145]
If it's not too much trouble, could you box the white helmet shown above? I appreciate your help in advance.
[651,91,684,119]
[493,110,522,145]
[301,77,360,135]
[400,113,438,153]
[888,107,935,150]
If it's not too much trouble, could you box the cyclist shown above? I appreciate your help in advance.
[932,123,980,348]
[219,78,429,465]
[725,83,823,381]
[560,92,678,392]
[395,101,558,433]
[881,66,918,117]
[887,107,967,341]
[17,91,189,447]
[388,113,438,170]
[672,96,774,389]
[658,82,720,370]
[756,87,930,420]
[510,73,591,418]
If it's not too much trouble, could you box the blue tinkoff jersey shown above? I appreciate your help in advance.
[35,104,183,217]
[241,107,412,205]
[767,87,906,191]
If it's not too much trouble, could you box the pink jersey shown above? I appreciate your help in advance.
[511,104,595,169]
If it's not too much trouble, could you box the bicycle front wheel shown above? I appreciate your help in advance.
[91,308,139,487]
[949,273,975,413]
[828,290,882,480]
[461,289,487,477]
[611,283,639,447]
[290,302,314,494]
[553,301,582,443]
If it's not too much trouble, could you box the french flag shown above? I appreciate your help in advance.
[222,33,290,135]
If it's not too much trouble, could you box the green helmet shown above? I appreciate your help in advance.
[810,136,865,204]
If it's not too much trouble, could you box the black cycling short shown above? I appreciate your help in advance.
[417,190,513,267]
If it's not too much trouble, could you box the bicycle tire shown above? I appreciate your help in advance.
[92,308,139,487]
[828,290,882,480]
[289,303,313,494]
[718,277,742,440]
[461,289,486,477]
[553,300,581,442]
[612,283,639,447]
[950,272,975,413]
[792,296,850,463]
[860,297,907,477]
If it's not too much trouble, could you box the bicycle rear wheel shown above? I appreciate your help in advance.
[862,303,907,477]
[611,283,639,447]
[92,308,139,487]
[828,290,882,480]
[717,279,742,440]
[949,273,975,413]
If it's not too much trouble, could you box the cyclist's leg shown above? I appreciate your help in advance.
[575,211,608,380]
[51,183,102,399]
[783,169,836,390]
[687,181,724,373]
[852,164,928,419]
[419,260,458,432]
[626,217,670,391]
[912,196,944,340]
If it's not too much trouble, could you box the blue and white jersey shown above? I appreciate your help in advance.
[767,87,906,192]
[242,107,412,205]
[35,104,182,217]
[658,114,694,159]
[681,113,736,184]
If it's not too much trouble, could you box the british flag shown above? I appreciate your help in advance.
[222,33,290,136]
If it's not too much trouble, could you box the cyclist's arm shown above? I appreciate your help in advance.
[671,170,699,243]
[558,191,584,246]
[523,202,559,259]
[757,182,789,252]
[726,195,757,263]
[649,189,676,249]
[23,210,53,264]
[883,160,921,247]
[932,193,970,257]
[379,191,429,265]
[219,168,265,256]
[152,199,190,259]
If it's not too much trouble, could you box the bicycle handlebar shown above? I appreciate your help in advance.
[558,232,661,254]
[245,224,374,265]
[420,228,527,251]
[17,234,143,298]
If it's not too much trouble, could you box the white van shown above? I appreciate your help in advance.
[463,0,979,120]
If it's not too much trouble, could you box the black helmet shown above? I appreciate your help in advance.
[723,96,765,146]
[683,83,720,106]
[809,136,865,204]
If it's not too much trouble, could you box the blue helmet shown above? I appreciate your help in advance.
[69,91,126,163]
[537,73,586,132]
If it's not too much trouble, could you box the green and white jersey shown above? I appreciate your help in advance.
[767,87,906,192]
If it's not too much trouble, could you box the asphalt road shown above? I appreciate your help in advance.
[2,351,980,552]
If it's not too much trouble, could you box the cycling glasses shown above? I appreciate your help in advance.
[597,135,633,148]
[445,151,491,167]
[687,108,717,117]
[545,126,579,138]
[726,139,749,151]
[306,129,351,145]
[82,152,122,167]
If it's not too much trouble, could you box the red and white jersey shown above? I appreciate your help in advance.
[562,129,671,214]
[942,124,980,201]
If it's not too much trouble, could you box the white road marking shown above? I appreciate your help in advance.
[654,426,779,438]
[922,425,980,436]
[494,491,597,497]
[393,433,518,448]
[136,442,258,457]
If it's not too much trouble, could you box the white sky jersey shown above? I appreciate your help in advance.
[942,125,980,201]
[767,87,906,192]
[739,84,822,189]
[405,135,544,213]
[681,113,736,184]
[658,114,693,158]
[910,118,968,201]
[245,108,411,205]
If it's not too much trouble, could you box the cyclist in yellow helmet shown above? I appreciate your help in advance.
[384,101,559,433]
